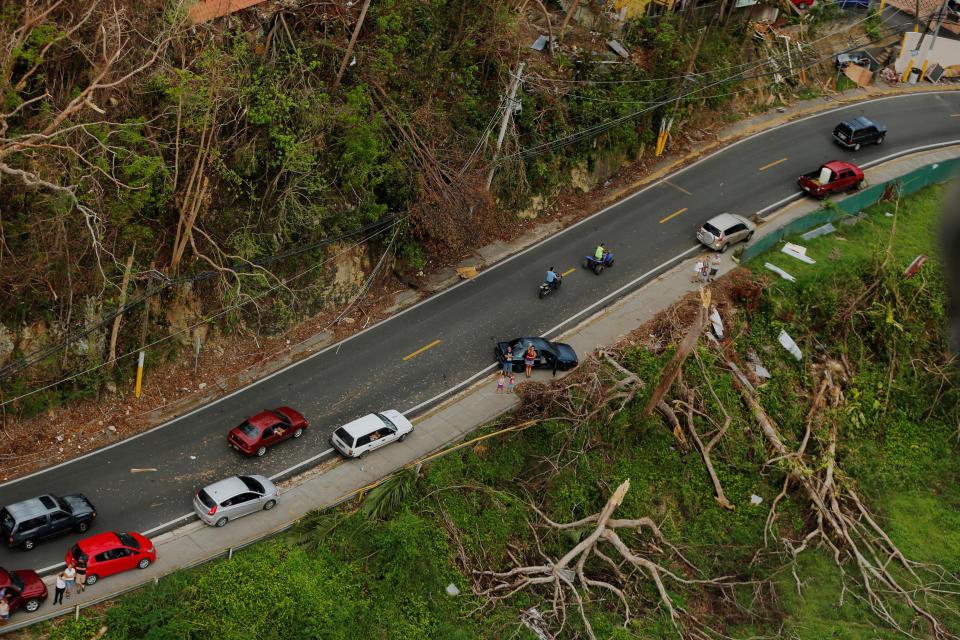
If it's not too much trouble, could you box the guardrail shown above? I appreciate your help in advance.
[0,419,537,635]
[740,156,960,264]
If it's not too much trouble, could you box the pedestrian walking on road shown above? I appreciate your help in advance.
[507,375,515,393]
[692,259,704,283]
[76,556,87,592]
[502,346,514,374]
[496,372,505,394]
[64,560,76,598]
[524,344,537,378]
[709,254,721,282]
[53,572,66,606]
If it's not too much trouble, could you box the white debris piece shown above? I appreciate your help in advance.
[710,306,724,339]
[750,494,763,505]
[765,262,796,282]
[445,583,460,596]
[778,329,803,360]
[782,242,816,264]
[521,608,552,640]
[801,223,835,240]
[607,40,630,58]
[754,364,771,379]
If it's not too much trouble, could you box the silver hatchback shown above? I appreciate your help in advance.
[193,474,279,527]
[696,213,755,253]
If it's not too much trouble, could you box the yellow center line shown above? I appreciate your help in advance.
[659,207,688,224]
[561,267,576,276]
[952,113,960,117]
[661,179,692,195]
[759,157,787,171]
[403,339,441,361]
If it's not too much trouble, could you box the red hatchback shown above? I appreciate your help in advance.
[0,566,47,614]
[66,531,155,585]
[227,407,308,457]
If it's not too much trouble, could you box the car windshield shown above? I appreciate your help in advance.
[236,421,259,439]
[115,532,140,549]
[197,489,215,510]
[702,222,721,236]
[268,409,291,424]
[0,508,13,534]
[375,413,398,433]
[334,427,354,447]
[8,571,24,593]
[239,475,264,494]
[836,124,852,137]
[56,496,71,512]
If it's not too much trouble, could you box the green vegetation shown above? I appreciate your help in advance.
[0,2,794,417]
[26,184,959,638]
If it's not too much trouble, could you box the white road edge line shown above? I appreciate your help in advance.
[4,92,957,490]
[268,448,335,481]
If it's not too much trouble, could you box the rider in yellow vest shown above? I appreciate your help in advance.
[594,242,607,262]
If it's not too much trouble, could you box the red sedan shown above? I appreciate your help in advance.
[66,531,155,585]
[0,566,47,614]
[227,407,308,457]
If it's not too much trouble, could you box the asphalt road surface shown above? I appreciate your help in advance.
[3,91,959,571]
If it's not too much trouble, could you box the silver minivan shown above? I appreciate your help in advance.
[330,410,413,458]
[193,474,278,527]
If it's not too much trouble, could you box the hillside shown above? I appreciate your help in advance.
[0,0,890,430]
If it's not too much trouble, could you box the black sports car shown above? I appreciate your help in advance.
[495,337,579,373]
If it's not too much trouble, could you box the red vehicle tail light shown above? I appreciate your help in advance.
[348,449,354,457]
[208,505,217,516]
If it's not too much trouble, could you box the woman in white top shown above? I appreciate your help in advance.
[53,572,66,605]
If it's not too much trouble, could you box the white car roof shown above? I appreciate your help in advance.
[338,410,411,438]
[203,474,271,501]
[706,212,745,230]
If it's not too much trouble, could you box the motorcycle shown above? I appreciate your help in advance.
[538,275,562,299]
[583,250,614,275]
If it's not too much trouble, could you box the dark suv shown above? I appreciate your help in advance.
[833,117,885,151]
[1,494,97,551]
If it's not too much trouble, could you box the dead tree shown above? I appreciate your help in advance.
[0,1,179,283]
[708,341,960,639]
[474,480,731,639]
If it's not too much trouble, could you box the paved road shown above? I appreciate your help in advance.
[2,91,959,571]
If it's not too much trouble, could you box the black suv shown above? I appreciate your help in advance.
[0,494,96,551]
[833,117,886,151]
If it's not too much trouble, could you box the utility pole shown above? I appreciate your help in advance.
[919,0,949,81]
[486,62,525,189]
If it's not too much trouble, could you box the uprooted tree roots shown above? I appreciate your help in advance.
[473,480,732,639]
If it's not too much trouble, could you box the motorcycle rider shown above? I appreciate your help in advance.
[546,266,561,290]
[594,242,608,263]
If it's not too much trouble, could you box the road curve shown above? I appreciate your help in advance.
[2,90,959,571]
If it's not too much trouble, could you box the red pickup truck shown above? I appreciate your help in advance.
[798,161,864,199]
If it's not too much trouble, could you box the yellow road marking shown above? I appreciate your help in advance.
[952,113,960,117]
[759,157,787,171]
[561,268,576,276]
[659,207,688,224]
[661,179,691,195]
[403,339,440,361]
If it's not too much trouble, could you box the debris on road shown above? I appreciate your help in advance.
[130,468,158,473]
[765,262,796,282]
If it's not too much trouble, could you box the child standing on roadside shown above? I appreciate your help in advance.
[507,375,515,393]
[496,372,505,394]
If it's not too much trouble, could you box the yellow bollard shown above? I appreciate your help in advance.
[918,60,929,82]
[134,351,144,398]
[901,60,914,83]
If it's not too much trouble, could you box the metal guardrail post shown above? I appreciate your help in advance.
[228,547,233,560]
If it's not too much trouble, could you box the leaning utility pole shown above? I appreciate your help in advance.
[486,62,525,189]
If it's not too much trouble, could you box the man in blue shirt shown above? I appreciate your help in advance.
[546,266,560,290]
